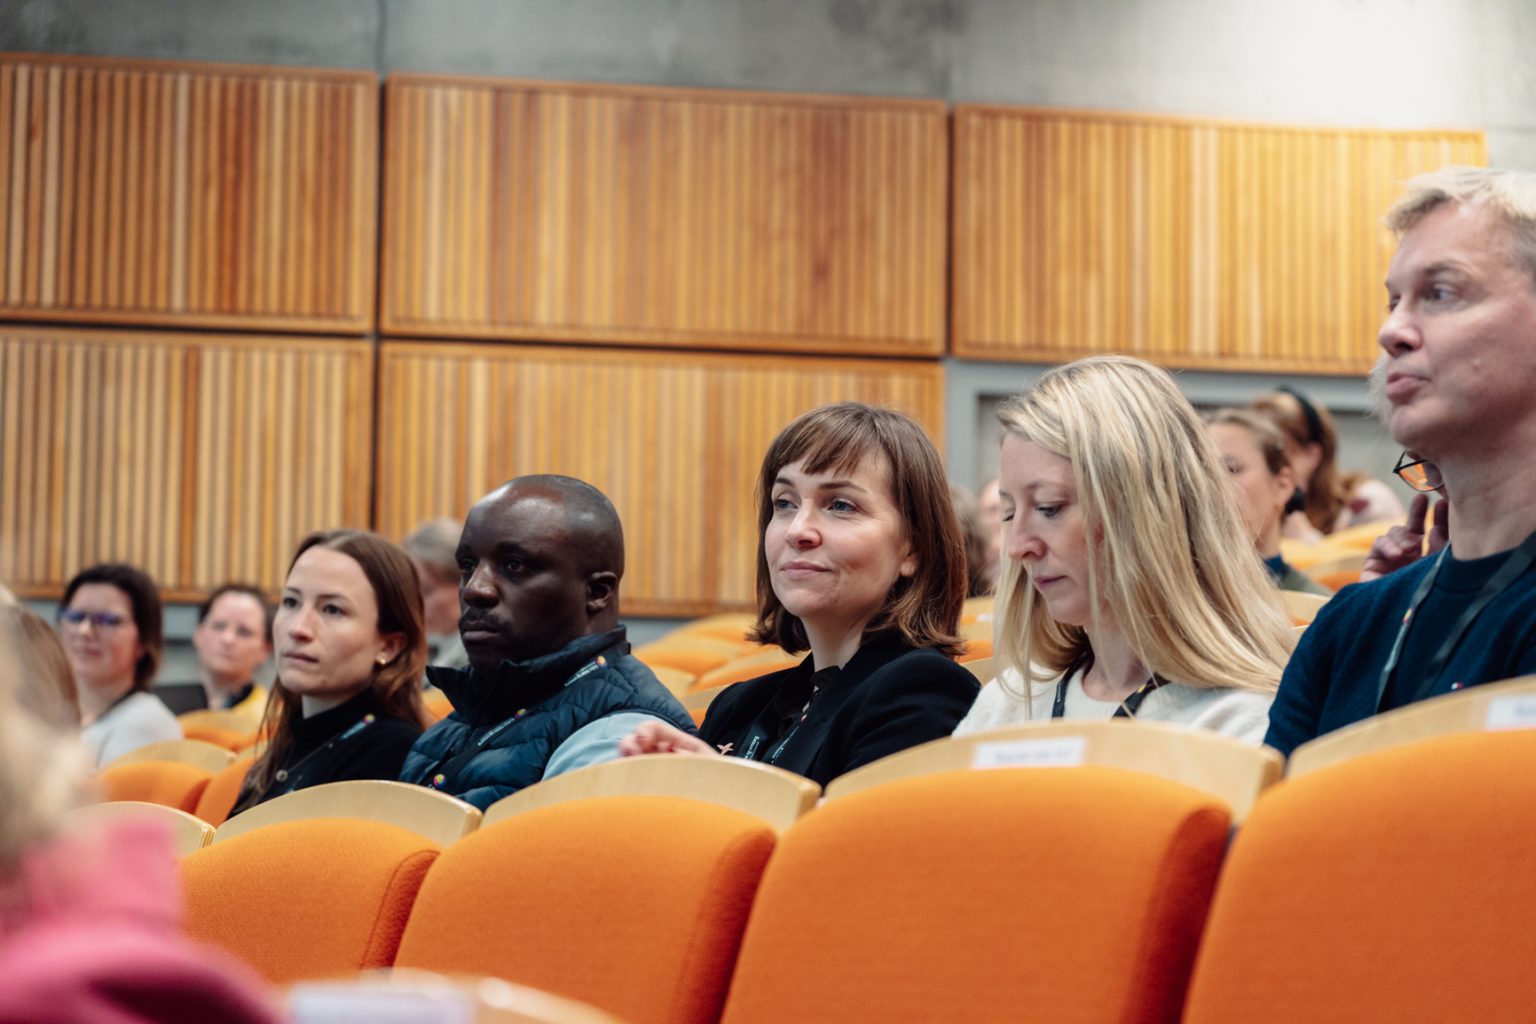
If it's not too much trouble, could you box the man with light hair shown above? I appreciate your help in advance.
[401,517,470,669]
[1267,166,1536,756]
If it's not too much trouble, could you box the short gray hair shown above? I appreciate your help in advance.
[1385,166,1536,283]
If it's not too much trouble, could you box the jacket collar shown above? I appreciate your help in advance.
[427,627,630,723]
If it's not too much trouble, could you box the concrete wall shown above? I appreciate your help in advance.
[7,0,1532,158]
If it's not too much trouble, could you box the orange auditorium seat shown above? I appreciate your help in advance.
[192,755,254,826]
[181,818,440,985]
[692,647,800,691]
[720,767,1229,1023]
[1184,729,1536,1022]
[394,795,776,1024]
[97,760,212,813]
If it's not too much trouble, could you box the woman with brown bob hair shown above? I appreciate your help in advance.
[620,402,978,785]
[231,530,427,815]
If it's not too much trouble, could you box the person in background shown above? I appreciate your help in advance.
[620,403,979,786]
[949,482,995,598]
[6,605,79,730]
[400,476,695,809]
[1207,409,1331,596]
[0,615,281,1024]
[156,585,273,717]
[978,476,1004,592]
[58,564,180,767]
[956,357,1292,746]
[229,531,426,816]
[402,517,470,669]
[1266,167,1536,755]
[1251,386,1404,541]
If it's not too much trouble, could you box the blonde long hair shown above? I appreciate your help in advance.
[995,356,1292,703]
[0,613,89,872]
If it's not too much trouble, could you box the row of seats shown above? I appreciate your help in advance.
[76,677,1536,1022]
[96,671,1536,831]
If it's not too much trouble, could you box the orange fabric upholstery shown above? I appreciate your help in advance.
[193,756,254,826]
[394,795,776,1024]
[957,637,993,662]
[181,818,440,985]
[181,723,258,751]
[97,760,212,813]
[1185,730,1536,1022]
[692,649,800,691]
[634,646,739,678]
[720,767,1229,1024]
[422,691,454,723]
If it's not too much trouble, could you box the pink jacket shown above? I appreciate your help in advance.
[0,817,281,1024]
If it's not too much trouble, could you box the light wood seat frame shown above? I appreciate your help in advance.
[824,719,1283,823]
[483,754,819,833]
[69,799,216,855]
[1287,675,1536,778]
[290,971,629,1024]
[1279,589,1332,625]
[215,780,482,846]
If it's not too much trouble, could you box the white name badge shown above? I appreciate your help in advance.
[971,736,1087,769]
[290,989,473,1024]
[1485,694,1536,731]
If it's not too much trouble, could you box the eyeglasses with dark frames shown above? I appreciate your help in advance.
[57,609,129,632]
[1393,451,1444,494]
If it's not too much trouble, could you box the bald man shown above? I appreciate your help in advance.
[400,476,695,808]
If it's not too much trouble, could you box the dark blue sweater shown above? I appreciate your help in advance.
[1265,544,1536,756]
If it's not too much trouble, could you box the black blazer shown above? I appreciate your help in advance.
[697,633,979,787]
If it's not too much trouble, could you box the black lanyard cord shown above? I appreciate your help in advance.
[1375,532,1536,711]
[1051,658,1168,720]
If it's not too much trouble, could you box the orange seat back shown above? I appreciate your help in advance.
[181,817,440,984]
[1185,730,1536,1022]
[395,796,776,1024]
[692,648,799,691]
[180,723,257,751]
[721,767,1229,1023]
[97,760,212,813]
[193,755,254,826]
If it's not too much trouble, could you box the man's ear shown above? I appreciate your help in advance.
[586,571,618,616]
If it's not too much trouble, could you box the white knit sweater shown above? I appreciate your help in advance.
[955,665,1274,746]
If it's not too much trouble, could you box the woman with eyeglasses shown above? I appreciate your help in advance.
[58,563,181,767]
[1251,388,1405,541]
[955,357,1293,745]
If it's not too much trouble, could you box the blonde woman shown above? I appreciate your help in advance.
[955,356,1294,745]
[0,619,279,1022]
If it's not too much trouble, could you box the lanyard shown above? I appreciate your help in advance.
[271,713,376,794]
[735,682,820,766]
[1052,658,1168,720]
[1375,533,1536,711]
[424,646,617,791]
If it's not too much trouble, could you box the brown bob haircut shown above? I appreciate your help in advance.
[245,529,428,801]
[61,563,163,691]
[750,402,966,658]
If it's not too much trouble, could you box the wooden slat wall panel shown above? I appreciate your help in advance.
[0,53,377,332]
[952,107,1487,373]
[376,342,945,617]
[382,76,947,356]
[0,327,372,599]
